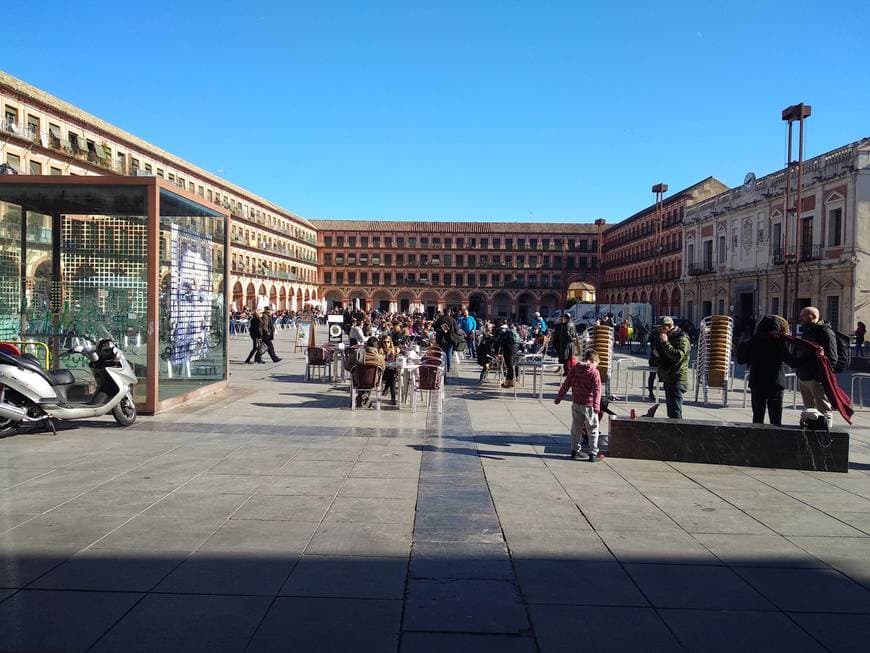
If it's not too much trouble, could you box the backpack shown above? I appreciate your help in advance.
[832,329,851,373]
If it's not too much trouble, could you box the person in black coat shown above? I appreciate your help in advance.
[551,313,578,375]
[433,309,459,374]
[476,328,496,383]
[736,314,795,425]
[792,306,838,427]
[244,308,265,364]
[494,323,518,388]
[259,307,282,363]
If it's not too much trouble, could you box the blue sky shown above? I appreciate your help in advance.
[4,1,868,223]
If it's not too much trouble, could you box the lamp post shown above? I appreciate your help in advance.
[651,183,668,317]
[781,103,811,332]
[594,218,606,316]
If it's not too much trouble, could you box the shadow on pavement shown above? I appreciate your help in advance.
[0,548,866,651]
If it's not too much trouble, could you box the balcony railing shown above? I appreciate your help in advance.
[800,243,822,261]
[230,265,300,282]
[772,247,791,265]
[772,246,820,264]
[687,262,715,275]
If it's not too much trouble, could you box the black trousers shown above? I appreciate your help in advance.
[383,368,397,402]
[245,336,262,363]
[261,337,279,362]
[502,349,516,380]
[751,390,784,426]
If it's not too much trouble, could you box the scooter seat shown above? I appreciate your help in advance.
[48,369,75,386]
[0,351,72,386]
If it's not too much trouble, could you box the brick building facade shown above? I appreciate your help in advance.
[313,220,599,321]
[600,177,727,316]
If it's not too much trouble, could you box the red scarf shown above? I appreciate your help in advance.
[777,333,853,425]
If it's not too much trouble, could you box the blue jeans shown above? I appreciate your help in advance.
[663,383,686,418]
[442,345,454,372]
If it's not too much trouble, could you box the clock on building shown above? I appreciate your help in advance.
[743,172,756,193]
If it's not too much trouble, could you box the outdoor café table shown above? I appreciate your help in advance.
[328,345,346,382]
[621,365,657,403]
[610,354,632,396]
[388,358,420,409]
[516,353,560,400]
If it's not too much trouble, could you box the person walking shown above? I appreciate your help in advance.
[736,315,795,425]
[259,307,282,363]
[555,350,602,461]
[434,309,460,375]
[856,321,866,358]
[551,313,578,375]
[653,316,690,418]
[792,306,838,427]
[457,309,478,359]
[244,308,265,364]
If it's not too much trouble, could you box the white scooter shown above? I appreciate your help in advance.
[0,336,138,436]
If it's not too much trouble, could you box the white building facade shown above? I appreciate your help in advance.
[680,138,870,336]
[0,71,319,313]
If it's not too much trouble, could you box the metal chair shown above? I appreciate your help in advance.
[350,364,384,411]
[479,353,504,384]
[305,346,333,381]
[413,362,444,413]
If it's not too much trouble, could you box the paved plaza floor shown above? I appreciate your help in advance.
[1,329,870,652]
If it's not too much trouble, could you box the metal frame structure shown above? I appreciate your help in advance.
[781,103,811,331]
[0,175,230,414]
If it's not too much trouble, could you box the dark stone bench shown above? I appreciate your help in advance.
[609,417,849,473]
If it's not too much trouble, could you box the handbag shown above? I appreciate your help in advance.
[257,340,268,356]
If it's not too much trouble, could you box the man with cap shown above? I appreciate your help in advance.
[531,311,547,334]
[259,307,282,363]
[653,316,690,418]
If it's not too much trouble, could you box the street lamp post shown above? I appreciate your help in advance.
[651,183,668,317]
[781,103,811,332]
[594,218,606,316]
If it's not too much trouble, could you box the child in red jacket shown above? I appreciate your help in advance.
[555,350,602,462]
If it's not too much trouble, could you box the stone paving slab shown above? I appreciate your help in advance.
[0,332,869,651]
